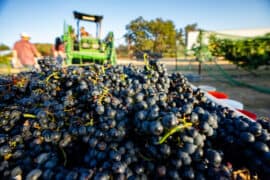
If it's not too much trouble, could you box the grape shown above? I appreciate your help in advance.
[254,141,269,153]
[26,169,42,180]
[240,132,255,143]
[36,153,50,165]
[149,121,164,136]
[206,149,222,168]
[161,113,178,128]
[183,142,197,154]
[156,165,166,177]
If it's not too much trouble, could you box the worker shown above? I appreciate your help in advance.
[80,26,90,37]
[53,37,66,67]
[12,33,41,69]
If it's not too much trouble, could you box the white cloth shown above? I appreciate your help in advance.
[11,57,23,68]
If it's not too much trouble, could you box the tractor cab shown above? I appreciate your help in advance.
[63,11,116,65]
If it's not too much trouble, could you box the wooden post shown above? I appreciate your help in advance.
[175,40,179,71]
[198,61,202,75]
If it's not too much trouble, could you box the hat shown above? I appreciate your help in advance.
[20,32,30,37]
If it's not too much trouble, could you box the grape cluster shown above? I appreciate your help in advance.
[0,57,269,179]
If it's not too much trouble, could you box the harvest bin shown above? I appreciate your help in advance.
[1,59,266,179]
[192,84,256,122]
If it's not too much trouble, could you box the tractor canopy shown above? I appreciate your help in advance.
[73,11,103,23]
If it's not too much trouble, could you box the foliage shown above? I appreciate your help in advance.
[176,28,185,46]
[0,43,12,65]
[0,43,10,51]
[184,23,198,34]
[208,35,227,57]
[125,16,176,56]
[0,55,10,65]
[208,35,270,69]
[34,43,53,56]
[192,30,213,62]
[148,18,176,53]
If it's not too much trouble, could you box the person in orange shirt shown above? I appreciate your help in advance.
[13,33,41,69]
[80,27,90,38]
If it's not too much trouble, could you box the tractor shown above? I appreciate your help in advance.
[62,11,117,65]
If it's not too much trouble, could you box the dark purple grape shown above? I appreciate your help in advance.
[250,123,262,136]
[171,159,182,168]
[183,167,195,179]
[26,169,42,180]
[96,105,105,115]
[240,132,255,143]
[206,149,222,168]
[36,153,50,165]
[177,151,192,165]
[109,150,121,161]
[156,165,166,177]
[160,144,171,156]
[161,113,177,128]
[112,162,126,174]
[0,145,11,156]
[183,143,197,154]
[254,141,269,153]
[97,141,107,151]
[149,121,164,136]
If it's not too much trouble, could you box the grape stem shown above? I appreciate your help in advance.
[143,53,151,71]
[60,146,67,166]
[4,153,12,160]
[158,122,193,144]
[64,108,74,112]
[84,118,94,126]
[97,87,111,105]
[45,111,55,122]
[45,72,60,83]
[23,113,37,118]
[138,152,153,161]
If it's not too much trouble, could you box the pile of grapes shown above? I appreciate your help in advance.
[0,58,269,179]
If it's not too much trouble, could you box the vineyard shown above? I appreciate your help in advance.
[208,34,270,70]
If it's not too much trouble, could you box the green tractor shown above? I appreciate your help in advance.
[63,11,117,65]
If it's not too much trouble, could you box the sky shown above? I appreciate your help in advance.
[0,0,269,48]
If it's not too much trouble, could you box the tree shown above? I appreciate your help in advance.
[184,23,198,33]
[125,17,177,56]
[148,18,176,54]
[125,16,153,52]
[34,43,53,56]
[176,28,184,46]
[0,43,10,51]
[192,30,213,74]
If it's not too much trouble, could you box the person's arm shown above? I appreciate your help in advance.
[13,50,18,59]
[31,44,41,57]
[13,43,18,59]
[12,43,23,68]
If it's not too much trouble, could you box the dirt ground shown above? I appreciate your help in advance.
[0,58,269,118]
